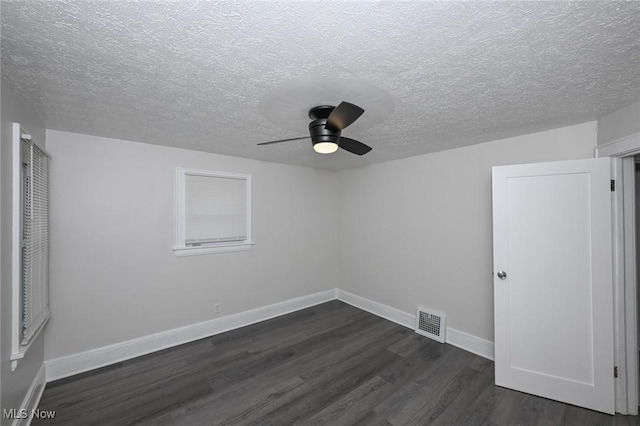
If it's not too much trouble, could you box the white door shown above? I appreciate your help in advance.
[492,157,614,414]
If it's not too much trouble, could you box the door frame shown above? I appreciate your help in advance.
[596,132,640,415]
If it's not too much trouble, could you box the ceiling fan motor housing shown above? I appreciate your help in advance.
[309,119,340,145]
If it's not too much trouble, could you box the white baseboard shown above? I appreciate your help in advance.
[336,289,494,360]
[446,327,494,361]
[11,363,46,426]
[46,287,494,382]
[45,289,336,381]
[336,289,414,328]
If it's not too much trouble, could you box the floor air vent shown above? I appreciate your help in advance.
[415,307,446,343]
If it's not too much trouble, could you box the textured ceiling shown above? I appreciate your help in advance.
[1,1,639,170]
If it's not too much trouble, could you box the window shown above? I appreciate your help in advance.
[11,124,50,370]
[174,168,253,256]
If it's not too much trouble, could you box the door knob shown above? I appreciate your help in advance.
[497,271,507,280]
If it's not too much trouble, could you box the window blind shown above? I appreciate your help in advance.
[21,138,50,345]
[184,173,247,245]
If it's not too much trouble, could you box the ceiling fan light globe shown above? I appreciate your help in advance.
[313,142,338,154]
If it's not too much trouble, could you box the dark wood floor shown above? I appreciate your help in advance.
[34,301,638,425]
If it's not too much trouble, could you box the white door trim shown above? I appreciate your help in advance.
[596,132,640,415]
[596,133,640,158]
[622,157,638,415]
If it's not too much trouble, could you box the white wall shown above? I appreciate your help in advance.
[1,79,47,423]
[45,130,338,360]
[337,122,597,342]
[598,100,640,146]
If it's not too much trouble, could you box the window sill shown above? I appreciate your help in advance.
[10,314,49,371]
[173,241,255,257]
[10,349,26,371]
[10,338,35,372]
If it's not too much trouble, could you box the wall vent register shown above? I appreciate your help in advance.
[416,307,446,343]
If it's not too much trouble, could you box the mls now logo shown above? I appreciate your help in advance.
[3,408,56,419]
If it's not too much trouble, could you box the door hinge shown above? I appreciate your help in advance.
[611,180,615,192]
[614,366,619,378]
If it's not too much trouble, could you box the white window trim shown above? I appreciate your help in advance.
[11,126,22,371]
[174,168,253,256]
[10,123,51,371]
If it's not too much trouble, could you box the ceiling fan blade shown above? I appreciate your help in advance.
[339,137,372,156]
[325,102,364,133]
[257,136,309,146]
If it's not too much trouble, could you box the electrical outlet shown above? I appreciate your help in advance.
[214,303,221,314]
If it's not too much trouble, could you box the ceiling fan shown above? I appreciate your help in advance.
[257,101,372,155]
